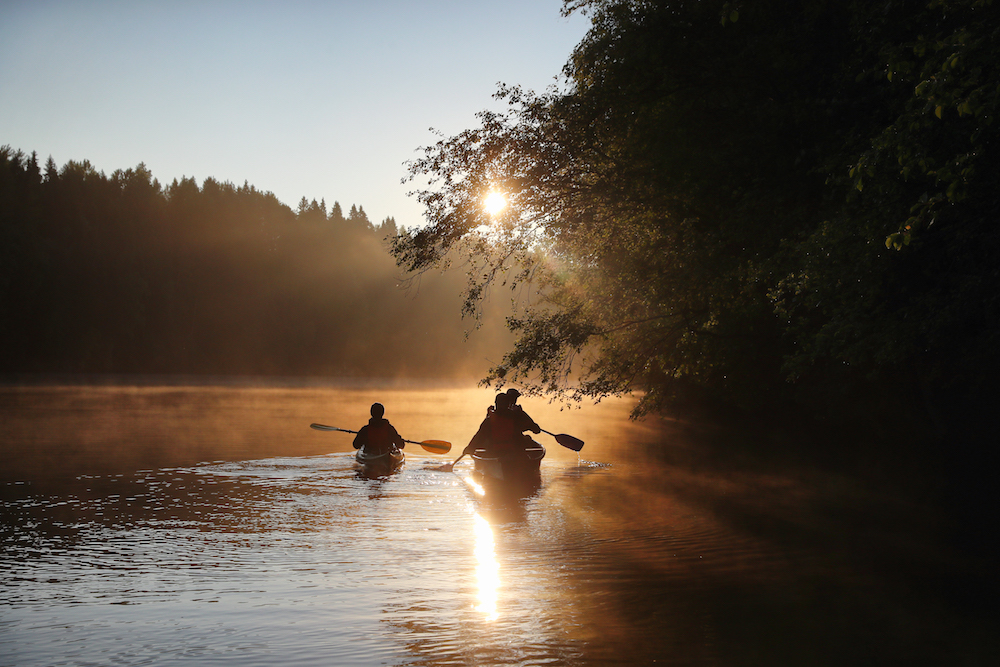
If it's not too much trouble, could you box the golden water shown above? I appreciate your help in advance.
[0,383,991,665]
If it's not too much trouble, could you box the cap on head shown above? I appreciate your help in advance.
[370,402,385,419]
[506,388,521,399]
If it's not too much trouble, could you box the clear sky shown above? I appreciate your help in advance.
[1,0,590,227]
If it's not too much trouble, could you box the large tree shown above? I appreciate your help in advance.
[393,0,1000,432]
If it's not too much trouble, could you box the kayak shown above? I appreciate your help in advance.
[472,444,545,482]
[355,446,404,474]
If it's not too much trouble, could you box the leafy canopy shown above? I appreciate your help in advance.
[393,0,1000,424]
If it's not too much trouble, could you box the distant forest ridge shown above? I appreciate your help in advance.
[0,146,512,380]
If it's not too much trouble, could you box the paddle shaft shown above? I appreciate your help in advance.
[309,423,450,454]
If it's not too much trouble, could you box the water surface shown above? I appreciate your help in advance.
[1,383,995,665]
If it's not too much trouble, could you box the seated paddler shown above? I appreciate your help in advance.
[353,403,404,455]
[505,388,541,445]
[461,393,500,458]
[483,392,541,456]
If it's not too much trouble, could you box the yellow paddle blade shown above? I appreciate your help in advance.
[419,440,451,454]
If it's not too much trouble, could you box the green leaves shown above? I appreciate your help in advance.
[720,2,740,25]
[857,0,1000,246]
[885,231,911,250]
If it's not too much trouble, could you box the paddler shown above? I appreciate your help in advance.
[504,388,542,450]
[505,389,540,432]
[353,403,404,455]
[463,393,505,457]
[465,392,541,457]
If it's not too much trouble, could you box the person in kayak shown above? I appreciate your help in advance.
[353,403,405,456]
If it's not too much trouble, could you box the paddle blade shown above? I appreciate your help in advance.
[310,423,336,431]
[555,433,585,451]
[419,440,451,454]
[447,452,469,469]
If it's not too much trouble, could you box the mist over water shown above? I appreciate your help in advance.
[1,382,995,666]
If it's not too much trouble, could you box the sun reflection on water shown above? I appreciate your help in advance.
[463,474,485,497]
[473,512,500,621]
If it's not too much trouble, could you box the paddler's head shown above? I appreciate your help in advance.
[370,402,385,419]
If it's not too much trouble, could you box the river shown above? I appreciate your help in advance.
[0,382,995,665]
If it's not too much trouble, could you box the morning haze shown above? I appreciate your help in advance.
[2,1,999,665]
[0,153,512,382]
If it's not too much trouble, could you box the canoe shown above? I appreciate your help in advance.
[355,446,404,474]
[472,444,545,482]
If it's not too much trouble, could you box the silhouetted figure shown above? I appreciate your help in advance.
[465,391,540,457]
[353,403,404,455]
[505,388,540,438]
[464,394,502,456]
[488,393,520,455]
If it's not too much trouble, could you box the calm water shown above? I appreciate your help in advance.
[0,383,995,666]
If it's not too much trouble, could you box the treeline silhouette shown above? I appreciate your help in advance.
[0,147,511,379]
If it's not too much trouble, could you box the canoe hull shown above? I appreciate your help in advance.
[472,445,545,482]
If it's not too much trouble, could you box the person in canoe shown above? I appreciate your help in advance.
[463,393,503,456]
[505,388,537,425]
[353,403,405,455]
[502,388,542,447]
[466,392,540,457]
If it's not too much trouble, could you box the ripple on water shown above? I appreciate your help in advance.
[1,443,966,667]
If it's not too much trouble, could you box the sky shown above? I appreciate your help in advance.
[1,0,591,227]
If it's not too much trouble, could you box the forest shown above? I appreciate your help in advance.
[4,1,1000,462]
[394,0,1000,456]
[0,148,512,381]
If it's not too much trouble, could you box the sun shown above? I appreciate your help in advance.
[484,190,507,216]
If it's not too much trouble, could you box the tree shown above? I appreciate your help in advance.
[329,201,345,224]
[394,0,838,414]
[392,0,1000,431]
[43,156,58,183]
[378,216,398,238]
[297,197,327,223]
[347,203,371,229]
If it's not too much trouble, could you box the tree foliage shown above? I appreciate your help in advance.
[393,0,1000,430]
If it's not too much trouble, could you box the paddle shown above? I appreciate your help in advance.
[309,423,451,454]
[441,427,583,472]
[540,428,585,452]
[440,448,471,472]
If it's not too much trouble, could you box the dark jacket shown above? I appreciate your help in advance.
[510,404,541,435]
[353,417,404,455]
[466,406,540,456]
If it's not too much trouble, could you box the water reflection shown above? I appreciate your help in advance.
[1,383,994,666]
[472,513,499,621]
[462,474,485,497]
